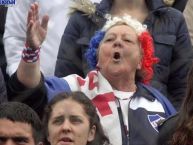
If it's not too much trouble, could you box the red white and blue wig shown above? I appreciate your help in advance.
[85,15,159,84]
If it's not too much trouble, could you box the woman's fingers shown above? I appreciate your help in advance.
[27,9,33,25]
[29,2,39,22]
[26,2,48,49]
[34,2,39,21]
[27,20,33,31]
[26,20,34,47]
[41,15,49,30]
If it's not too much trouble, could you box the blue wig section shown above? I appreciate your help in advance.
[85,31,105,69]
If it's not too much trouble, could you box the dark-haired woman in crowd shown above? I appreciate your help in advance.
[42,91,110,145]
[157,64,193,145]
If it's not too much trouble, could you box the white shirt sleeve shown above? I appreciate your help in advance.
[3,0,71,76]
[3,0,33,76]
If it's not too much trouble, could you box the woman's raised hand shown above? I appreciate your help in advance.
[26,2,49,49]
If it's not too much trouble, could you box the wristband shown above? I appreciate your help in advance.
[22,43,40,63]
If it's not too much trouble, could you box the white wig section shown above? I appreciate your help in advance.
[102,15,147,35]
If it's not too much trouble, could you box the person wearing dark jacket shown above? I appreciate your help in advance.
[172,0,188,12]
[55,0,193,110]
[7,3,176,145]
[157,63,193,145]
[0,6,8,103]
[0,6,9,83]
[0,68,7,103]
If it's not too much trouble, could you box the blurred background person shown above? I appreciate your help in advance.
[0,68,7,103]
[0,6,7,103]
[0,6,8,82]
[3,0,71,76]
[3,0,101,77]
[157,63,193,145]
[171,0,188,12]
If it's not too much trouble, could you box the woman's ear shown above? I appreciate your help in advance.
[87,125,96,142]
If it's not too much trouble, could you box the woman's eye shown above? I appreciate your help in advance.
[124,39,131,43]
[105,39,112,42]
[104,37,114,42]
[53,117,64,125]
[0,137,6,143]
[14,137,29,145]
[70,117,83,124]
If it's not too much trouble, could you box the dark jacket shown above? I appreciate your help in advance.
[0,69,7,103]
[7,73,47,118]
[7,72,176,145]
[0,6,7,67]
[55,0,193,110]
[172,0,188,12]
[0,6,8,82]
[157,114,178,145]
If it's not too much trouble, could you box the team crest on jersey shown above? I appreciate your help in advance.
[148,114,165,132]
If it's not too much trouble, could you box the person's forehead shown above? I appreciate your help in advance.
[106,24,137,35]
[0,119,34,138]
[51,99,87,117]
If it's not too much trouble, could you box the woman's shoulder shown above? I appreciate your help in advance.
[159,114,179,130]
[157,114,179,145]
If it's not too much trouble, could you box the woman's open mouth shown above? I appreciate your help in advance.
[113,52,121,62]
[59,137,73,145]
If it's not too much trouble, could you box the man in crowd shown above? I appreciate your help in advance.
[0,102,44,145]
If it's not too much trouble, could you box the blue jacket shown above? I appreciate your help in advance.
[55,0,193,110]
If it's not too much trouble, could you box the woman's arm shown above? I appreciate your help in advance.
[17,2,49,88]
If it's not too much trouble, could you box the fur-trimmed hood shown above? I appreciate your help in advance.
[69,0,96,17]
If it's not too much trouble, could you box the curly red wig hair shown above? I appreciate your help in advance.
[139,31,159,83]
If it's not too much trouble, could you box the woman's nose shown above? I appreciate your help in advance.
[113,39,123,48]
[62,120,71,133]
[4,140,16,145]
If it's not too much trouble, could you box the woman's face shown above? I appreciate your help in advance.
[47,99,96,145]
[97,24,142,78]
